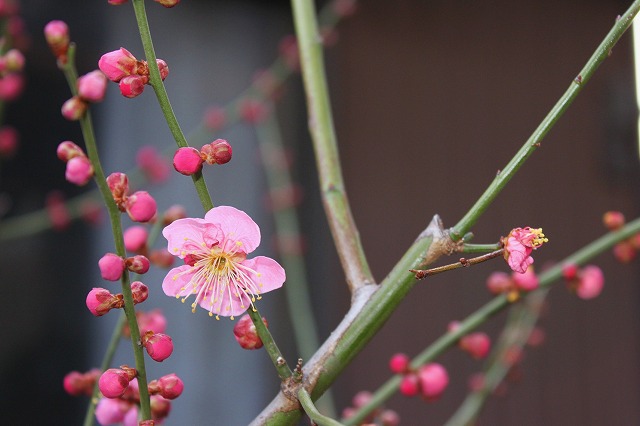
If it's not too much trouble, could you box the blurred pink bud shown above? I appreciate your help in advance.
[389,353,410,374]
[142,332,174,362]
[119,74,147,98]
[351,390,372,408]
[45,190,71,231]
[149,373,184,400]
[512,267,539,292]
[162,204,187,225]
[99,253,125,281]
[200,139,232,165]
[468,372,485,392]
[156,59,169,80]
[486,271,511,295]
[108,0,129,4]
[418,363,449,401]
[63,371,86,396]
[613,241,636,263]
[233,314,266,350]
[380,409,400,426]
[106,172,129,201]
[203,105,226,130]
[65,156,94,186]
[0,73,23,101]
[98,47,138,82]
[61,96,87,121]
[86,287,121,316]
[80,200,103,225]
[56,140,84,162]
[239,98,268,123]
[154,0,180,7]
[127,255,150,274]
[150,395,171,420]
[459,332,491,359]
[44,20,69,59]
[95,398,129,425]
[131,281,149,304]
[173,147,203,175]
[123,226,148,253]
[0,125,18,158]
[278,35,299,70]
[125,191,157,223]
[77,70,107,103]
[4,49,24,72]
[332,0,358,17]
[149,249,175,268]
[603,211,625,230]
[399,373,419,397]
[137,309,167,335]
[99,368,131,398]
[136,145,170,183]
[575,265,604,300]
[561,263,578,281]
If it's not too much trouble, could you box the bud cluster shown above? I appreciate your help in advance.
[56,141,95,186]
[448,322,491,359]
[106,172,157,223]
[388,353,450,401]
[486,267,539,302]
[172,139,233,176]
[340,390,400,426]
[562,263,605,300]
[98,47,169,98]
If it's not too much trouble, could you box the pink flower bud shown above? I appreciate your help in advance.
[86,287,120,316]
[173,147,203,175]
[4,49,24,72]
[125,191,157,223]
[163,205,187,225]
[150,395,171,420]
[123,225,148,253]
[149,249,175,268]
[0,125,18,158]
[418,363,449,401]
[278,35,299,70]
[56,140,84,161]
[126,255,150,274]
[142,331,174,362]
[512,267,539,292]
[561,263,578,281]
[399,373,419,397]
[503,227,548,274]
[61,96,87,120]
[136,145,170,183]
[603,211,625,230]
[99,368,131,398]
[156,59,169,80]
[233,314,266,350]
[389,353,410,374]
[137,309,167,335]
[380,409,400,426]
[613,241,636,263]
[95,398,129,425]
[108,0,129,4]
[44,20,69,59]
[351,390,372,408]
[98,47,138,82]
[77,70,108,103]
[119,74,147,98]
[575,265,604,300]
[45,190,71,231]
[0,73,23,101]
[459,332,491,359]
[63,371,86,396]
[203,105,226,130]
[154,0,180,8]
[239,98,267,123]
[99,253,126,281]
[65,156,94,186]
[486,271,511,295]
[131,281,149,304]
[333,0,358,17]
[148,373,184,400]
[106,172,129,201]
[200,139,232,165]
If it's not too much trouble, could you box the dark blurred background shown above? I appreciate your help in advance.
[1,0,639,425]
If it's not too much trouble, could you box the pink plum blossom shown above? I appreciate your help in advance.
[576,265,604,299]
[161,206,286,319]
[503,227,548,274]
[65,156,94,186]
[77,70,108,103]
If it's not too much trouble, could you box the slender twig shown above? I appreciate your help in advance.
[298,388,345,426]
[247,308,292,380]
[59,45,152,420]
[291,0,374,293]
[410,249,504,279]
[343,218,640,425]
[450,0,640,240]
[461,243,503,254]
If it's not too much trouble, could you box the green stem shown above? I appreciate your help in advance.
[83,312,127,426]
[60,51,151,420]
[444,289,548,426]
[247,307,292,380]
[298,388,345,426]
[130,0,213,212]
[461,243,502,254]
[451,0,640,240]
[344,217,640,425]
[291,0,374,292]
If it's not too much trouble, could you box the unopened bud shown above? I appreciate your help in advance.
[173,147,203,175]
[98,253,126,281]
[127,255,150,274]
[131,281,149,304]
[61,96,87,121]
[125,191,157,223]
[200,139,232,165]
[142,331,174,362]
[233,314,266,350]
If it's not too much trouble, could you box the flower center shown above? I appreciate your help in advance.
[529,228,548,248]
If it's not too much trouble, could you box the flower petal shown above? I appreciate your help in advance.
[204,206,260,253]
[162,264,200,298]
[163,218,220,258]
[198,287,252,318]
[241,256,286,294]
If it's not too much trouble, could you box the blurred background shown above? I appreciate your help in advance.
[0,0,639,425]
